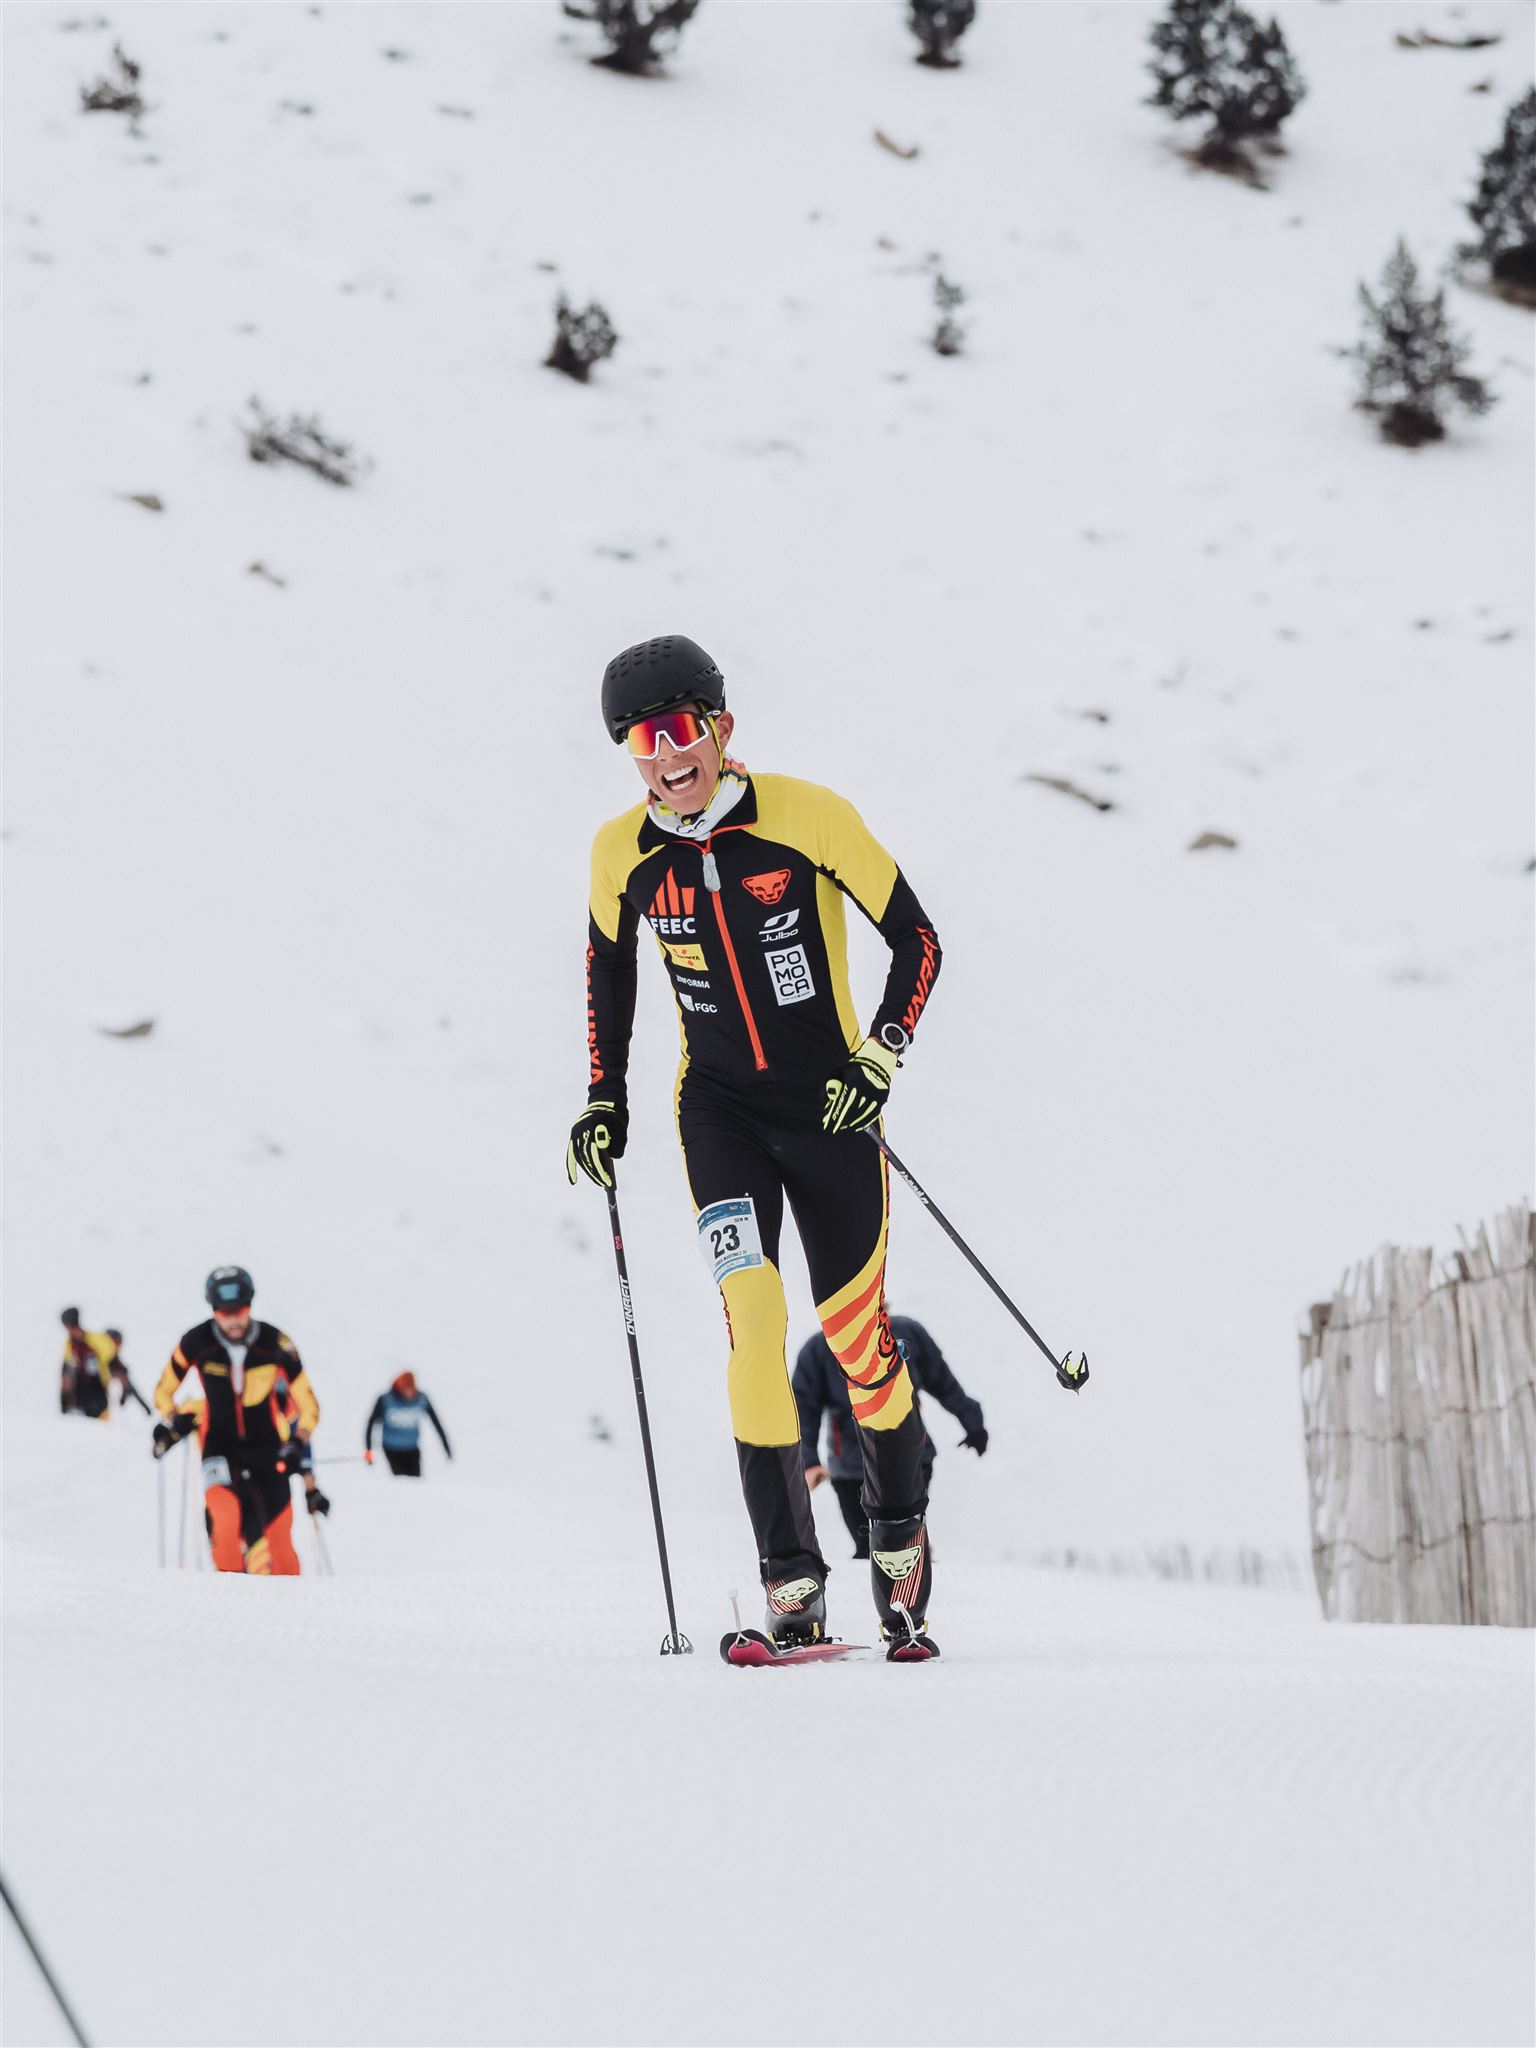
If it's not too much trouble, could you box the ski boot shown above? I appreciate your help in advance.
[763,1560,828,1646]
[870,1513,939,1661]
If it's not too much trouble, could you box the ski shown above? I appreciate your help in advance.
[718,1597,940,1665]
[880,1599,941,1661]
[886,1634,940,1663]
[720,1627,869,1667]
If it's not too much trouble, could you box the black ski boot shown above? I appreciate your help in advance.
[763,1559,828,1645]
[870,1513,939,1660]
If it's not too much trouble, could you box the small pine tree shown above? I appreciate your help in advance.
[561,0,700,75]
[1147,0,1305,172]
[931,273,966,355]
[241,400,370,485]
[909,0,976,68]
[80,42,145,123]
[1350,240,1496,447]
[1461,86,1536,300]
[545,297,619,382]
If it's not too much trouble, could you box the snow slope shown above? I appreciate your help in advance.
[4,2,1534,2041]
[5,1418,1534,2048]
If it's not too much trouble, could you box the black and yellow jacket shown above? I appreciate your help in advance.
[154,1322,319,1456]
[586,767,941,1102]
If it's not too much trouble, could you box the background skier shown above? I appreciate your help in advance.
[365,1372,452,1476]
[58,1308,115,1419]
[796,1313,987,1558]
[152,1266,321,1575]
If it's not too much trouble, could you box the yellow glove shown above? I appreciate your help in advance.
[566,1099,628,1189]
[822,1036,900,1135]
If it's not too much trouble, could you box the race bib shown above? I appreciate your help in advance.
[697,1197,764,1286]
[201,1455,232,1490]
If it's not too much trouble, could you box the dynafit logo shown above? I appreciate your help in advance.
[742,870,791,906]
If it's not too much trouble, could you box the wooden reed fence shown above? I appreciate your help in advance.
[1298,1203,1536,1626]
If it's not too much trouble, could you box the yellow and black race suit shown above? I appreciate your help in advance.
[61,1330,115,1419]
[155,1321,319,1575]
[585,766,943,1576]
[586,766,939,1103]
[155,1320,319,1454]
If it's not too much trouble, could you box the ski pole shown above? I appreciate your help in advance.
[311,1516,333,1577]
[0,1867,92,2048]
[605,1182,693,1655]
[156,1456,166,1569]
[176,1433,192,1567]
[864,1131,1089,1391]
[311,1455,369,1467]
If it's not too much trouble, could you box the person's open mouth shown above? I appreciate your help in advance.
[661,763,702,799]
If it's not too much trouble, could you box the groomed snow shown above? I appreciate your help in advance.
[4,1,1533,2042]
[5,1417,1534,2048]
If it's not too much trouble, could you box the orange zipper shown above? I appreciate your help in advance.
[703,839,768,1071]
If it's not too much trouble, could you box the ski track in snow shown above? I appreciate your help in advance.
[5,1426,1534,2048]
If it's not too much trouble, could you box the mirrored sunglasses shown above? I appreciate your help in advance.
[623,708,713,760]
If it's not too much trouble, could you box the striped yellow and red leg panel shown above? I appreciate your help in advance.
[814,1189,913,1434]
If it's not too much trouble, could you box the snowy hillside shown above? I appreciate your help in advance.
[4,1,1534,2042]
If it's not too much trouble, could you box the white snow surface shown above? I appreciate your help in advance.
[6,1418,1535,2048]
[4,2,1534,2043]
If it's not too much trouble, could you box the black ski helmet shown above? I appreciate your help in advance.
[600,635,725,744]
[205,1265,255,1310]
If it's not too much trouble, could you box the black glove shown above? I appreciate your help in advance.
[960,1426,989,1456]
[152,1414,196,1458]
[276,1438,311,1477]
[304,1484,331,1517]
[822,1037,900,1136]
[566,1097,629,1189]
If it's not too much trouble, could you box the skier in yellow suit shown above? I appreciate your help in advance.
[568,636,943,1651]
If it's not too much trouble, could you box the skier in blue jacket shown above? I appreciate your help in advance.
[365,1373,452,1477]
[794,1315,986,1558]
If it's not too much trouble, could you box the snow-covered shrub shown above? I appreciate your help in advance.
[561,0,700,75]
[931,273,967,356]
[1147,0,1305,176]
[1460,87,1536,306]
[242,400,370,486]
[80,43,144,122]
[1350,241,1495,447]
[545,297,619,383]
[909,0,976,68]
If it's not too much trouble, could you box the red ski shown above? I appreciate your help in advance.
[720,1628,868,1667]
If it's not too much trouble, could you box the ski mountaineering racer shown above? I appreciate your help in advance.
[795,1312,987,1559]
[58,1308,115,1418]
[365,1372,453,1476]
[151,1266,321,1575]
[566,635,943,1653]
